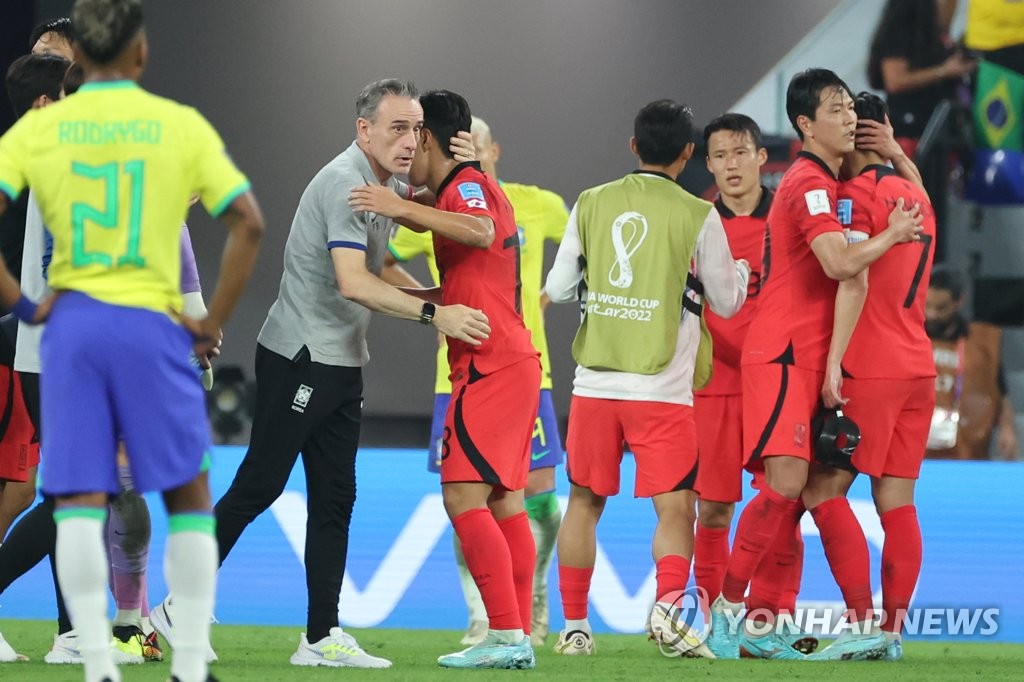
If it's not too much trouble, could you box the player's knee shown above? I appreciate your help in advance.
[697,500,734,528]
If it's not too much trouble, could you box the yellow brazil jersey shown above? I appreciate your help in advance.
[389,180,568,393]
[0,81,249,315]
[965,0,1024,51]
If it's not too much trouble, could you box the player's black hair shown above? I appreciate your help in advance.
[854,91,888,126]
[703,112,763,149]
[786,68,854,140]
[63,61,86,96]
[634,99,694,166]
[419,90,471,160]
[5,53,70,119]
[29,17,74,50]
[71,0,144,66]
[929,264,964,300]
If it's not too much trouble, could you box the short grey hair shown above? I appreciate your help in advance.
[356,79,418,122]
[71,0,143,65]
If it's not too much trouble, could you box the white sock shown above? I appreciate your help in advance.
[489,627,525,644]
[165,515,217,682]
[453,534,488,622]
[140,616,152,634]
[113,608,142,628]
[529,509,561,590]
[55,511,118,682]
[565,618,591,634]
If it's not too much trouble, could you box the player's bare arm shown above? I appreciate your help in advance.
[822,268,869,408]
[182,191,264,358]
[810,198,922,280]
[856,117,926,194]
[332,247,490,345]
[349,185,495,248]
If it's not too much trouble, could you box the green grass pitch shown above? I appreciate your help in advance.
[3,620,1022,680]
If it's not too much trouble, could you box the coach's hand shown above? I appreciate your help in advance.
[450,131,476,163]
[433,305,490,346]
[886,198,923,243]
[821,362,847,409]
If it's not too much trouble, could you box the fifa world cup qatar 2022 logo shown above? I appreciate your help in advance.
[608,211,649,288]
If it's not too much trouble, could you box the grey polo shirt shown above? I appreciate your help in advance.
[258,141,409,367]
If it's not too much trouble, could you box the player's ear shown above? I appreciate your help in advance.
[797,114,813,139]
[628,136,638,156]
[679,142,695,162]
[421,128,433,152]
[491,140,502,163]
[756,147,768,167]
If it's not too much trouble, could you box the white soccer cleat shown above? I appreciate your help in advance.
[648,601,716,659]
[149,597,218,663]
[289,627,392,668]
[0,630,28,662]
[553,628,595,655]
[44,631,81,664]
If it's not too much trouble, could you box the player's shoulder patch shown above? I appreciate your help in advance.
[804,189,831,216]
[457,182,485,201]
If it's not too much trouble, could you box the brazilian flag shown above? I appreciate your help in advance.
[974,60,1024,152]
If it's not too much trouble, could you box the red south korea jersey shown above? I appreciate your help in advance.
[743,152,844,371]
[839,165,937,379]
[697,188,772,396]
[434,162,538,379]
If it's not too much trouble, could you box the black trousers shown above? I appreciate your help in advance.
[215,344,362,641]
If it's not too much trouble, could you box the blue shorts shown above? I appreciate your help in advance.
[427,388,563,473]
[39,293,212,496]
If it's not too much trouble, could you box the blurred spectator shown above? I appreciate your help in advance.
[925,265,1018,460]
[868,0,977,158]
[964,0,1024,75]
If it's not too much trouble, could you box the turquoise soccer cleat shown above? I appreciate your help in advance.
[437,633,536,669]
[739,631,808,660]
[807,629,888,661]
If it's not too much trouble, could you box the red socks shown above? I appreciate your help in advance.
[721,486,797,604]
[694,524,730,603]
[655,554,691,602]
[452,508,520,630]
[558,565,594,620]
[880,505,922,635]
[497,512,536,635]
[749,501,805,615]
[809,497,874,624]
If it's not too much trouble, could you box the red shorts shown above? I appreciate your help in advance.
[440,358,541,491]
[566,396,697,498]
[694,393,744,503]
[742,363,822,472]
[842,377,934,479]
[0,367,40,483]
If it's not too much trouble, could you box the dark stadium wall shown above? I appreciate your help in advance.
[31,0,841,418]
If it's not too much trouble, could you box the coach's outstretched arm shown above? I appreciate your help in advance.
[332,247,490,345]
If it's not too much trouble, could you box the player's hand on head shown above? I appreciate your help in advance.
[450,131,476,163]
[821,364,847,409]
[348,184,405,219]
[855,118,901,161]
[887,198,924,243]
[433,304,490,346]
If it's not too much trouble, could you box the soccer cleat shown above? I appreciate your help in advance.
[438,633,535,669]
[776,614,819,653]
[150,597,218,663]
[44,631,81,664]
[0,630,28,662]
[807,629,888,661]
[142,630,164,662]
[460,619,489,646]
[112,625,148,664]
[883,636,903,661]
[739,631,808,660]
[530,589,549,646]
[553,629,595,655]
[289,627,392,668]
[648,602,715,658]
[706,596,742,659]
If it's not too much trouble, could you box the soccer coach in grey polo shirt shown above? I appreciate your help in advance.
[189,79,489,668]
